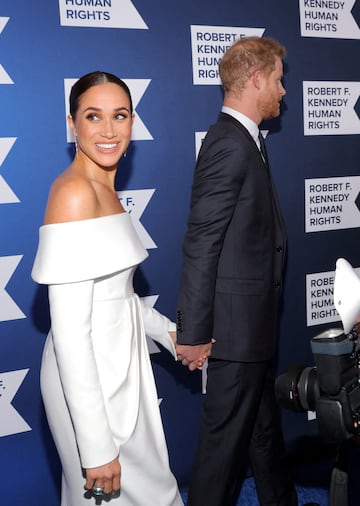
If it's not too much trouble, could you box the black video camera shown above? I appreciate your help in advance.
[275,326,360,442]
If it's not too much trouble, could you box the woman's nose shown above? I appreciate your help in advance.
[101,119,116,137]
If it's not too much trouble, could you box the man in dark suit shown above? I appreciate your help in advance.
[176,36,298,506]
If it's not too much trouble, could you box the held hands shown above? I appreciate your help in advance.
[168,331,177,346]
[84,457,121,499]
[176,339,215,371]
[168,330,215,371]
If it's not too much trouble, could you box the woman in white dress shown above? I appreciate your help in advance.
[31,71,184,506]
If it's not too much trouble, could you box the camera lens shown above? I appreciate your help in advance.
[275,364,319,412]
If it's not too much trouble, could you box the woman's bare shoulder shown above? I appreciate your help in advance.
[44,170,98,224]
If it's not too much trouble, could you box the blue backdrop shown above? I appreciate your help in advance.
[0,1,360,504]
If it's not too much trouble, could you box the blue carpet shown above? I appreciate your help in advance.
[181,477,330,505]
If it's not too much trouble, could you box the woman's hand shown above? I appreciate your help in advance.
[168,330,177,345]
[84,456,121,496]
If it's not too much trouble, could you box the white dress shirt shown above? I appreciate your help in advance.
[222,105,262,152]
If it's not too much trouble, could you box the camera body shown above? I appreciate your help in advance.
[276,257,360,442]
[275,327,360,442]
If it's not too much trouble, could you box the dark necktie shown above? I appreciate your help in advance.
[257,132,285,230]
[258,131,268,165]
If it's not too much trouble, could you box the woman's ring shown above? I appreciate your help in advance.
[93,487,104,496]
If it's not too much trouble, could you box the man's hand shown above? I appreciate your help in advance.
[176,340,215,371]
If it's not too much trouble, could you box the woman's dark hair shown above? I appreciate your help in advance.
[69,71,133,118]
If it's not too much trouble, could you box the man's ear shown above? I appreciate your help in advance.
[251,70,262,90]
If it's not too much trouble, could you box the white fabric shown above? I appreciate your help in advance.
[32,213,183,506]
[32,213,148,283]
[334,257,360,333]
[221,105,260,149]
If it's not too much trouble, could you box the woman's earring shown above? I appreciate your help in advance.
[123,150,127,158]
[74,136,78,153]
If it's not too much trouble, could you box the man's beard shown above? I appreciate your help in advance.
[257,93,281,120]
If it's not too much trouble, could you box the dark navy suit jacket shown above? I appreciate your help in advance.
[176,112,286,361]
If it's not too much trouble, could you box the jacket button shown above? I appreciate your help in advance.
[276,245,283,252]
[274,282,281,288]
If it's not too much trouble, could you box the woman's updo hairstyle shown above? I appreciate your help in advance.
[69,71,133,119]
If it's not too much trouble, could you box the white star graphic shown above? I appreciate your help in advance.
[118,189,156,249]
[0,138,19,204]
[0,369,31,437]
[0,255,26,322]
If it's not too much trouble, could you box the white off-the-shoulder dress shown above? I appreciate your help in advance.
[32,213,183,506]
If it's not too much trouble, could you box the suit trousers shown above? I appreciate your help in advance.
[187,358,298,506]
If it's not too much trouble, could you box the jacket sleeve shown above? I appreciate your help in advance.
[48,281,118,469]
[139,299,177,358]
[176,133,248,345]
[31,214,149,468]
